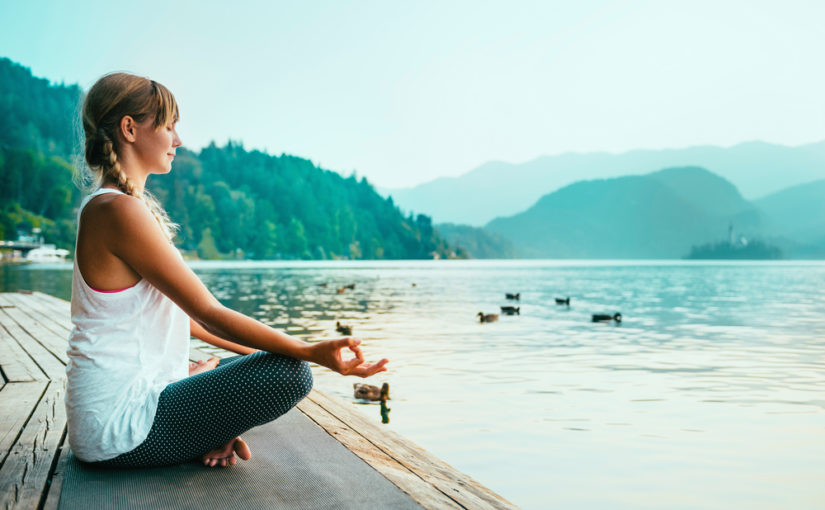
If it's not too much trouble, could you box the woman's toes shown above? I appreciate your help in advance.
[234,438,252,460]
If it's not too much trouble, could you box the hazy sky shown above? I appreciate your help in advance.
[2,0,823,188]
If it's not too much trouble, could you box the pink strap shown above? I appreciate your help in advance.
[89,284,136,293]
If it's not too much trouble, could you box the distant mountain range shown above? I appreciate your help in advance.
[381,141,825,226]
[482,166,825,259]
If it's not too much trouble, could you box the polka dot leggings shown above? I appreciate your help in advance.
[94,351,313,468]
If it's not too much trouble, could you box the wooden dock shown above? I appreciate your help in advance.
[0,291,517,509]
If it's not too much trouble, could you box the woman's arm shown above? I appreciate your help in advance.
[103,195,387,377]
[190,317,258,355]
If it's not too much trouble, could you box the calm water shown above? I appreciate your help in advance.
[3,260,824,509]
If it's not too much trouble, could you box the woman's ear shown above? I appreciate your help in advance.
[119,115,137,143]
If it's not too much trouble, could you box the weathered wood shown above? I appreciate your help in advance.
[308,390,518,510]
[2,292,71,338]
[0,380,67,510]
[40,432,69,510]
[30,292,71,317]
[0,302,67,377]
[0,320,45,383]
[20,293,72,332]
[188,346,213,362]
[297,397,463,509]
[0,382,48,467]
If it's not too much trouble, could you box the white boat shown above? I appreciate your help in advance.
[25,244,70,263]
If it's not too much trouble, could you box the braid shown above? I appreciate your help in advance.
[100,130,136,196]
[98,129,178,242]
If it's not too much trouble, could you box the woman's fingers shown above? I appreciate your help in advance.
[347,342,365,362]
[350,358,389,378]
[314,337,387,377]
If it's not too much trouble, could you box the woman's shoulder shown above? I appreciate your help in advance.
[82,192,151,229]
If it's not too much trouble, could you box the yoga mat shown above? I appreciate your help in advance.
[59,408,423,509]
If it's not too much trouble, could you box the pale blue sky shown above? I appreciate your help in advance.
[2,0,823,188]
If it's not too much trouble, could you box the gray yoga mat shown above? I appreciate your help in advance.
[59,408,422,510]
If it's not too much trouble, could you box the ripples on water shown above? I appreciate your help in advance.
[4,260,824,509]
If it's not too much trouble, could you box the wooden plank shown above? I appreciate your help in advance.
[13,292,72,336]
[0,321,45,383]
[30,292,71,318]
[13,293,72,333]
[297,397,463,510]
[0,301,68,373]
[189,346,213,362]
[40,432,69,510]
[2,293,72,337]
[0,381,48,467]
[307,390,518,510]
[0,380,67,510]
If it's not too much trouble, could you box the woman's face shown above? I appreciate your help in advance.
[133,116,182,174]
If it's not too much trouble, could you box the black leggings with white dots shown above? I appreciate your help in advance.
[95,351,313,468]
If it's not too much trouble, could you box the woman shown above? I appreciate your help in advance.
[67,72,388,468]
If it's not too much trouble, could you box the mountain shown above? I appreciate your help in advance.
[382,141,825,226]
[0,58,455,260]
[754,179,825,242]
[486,166,765,258]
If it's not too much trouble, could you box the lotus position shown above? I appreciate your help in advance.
[66,72,388,469]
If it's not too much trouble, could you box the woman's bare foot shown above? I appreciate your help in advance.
[201,437,252,467]
[188,357,220,377]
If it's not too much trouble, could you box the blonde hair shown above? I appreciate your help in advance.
[79,72,179,241]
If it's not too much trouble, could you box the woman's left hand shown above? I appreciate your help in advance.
[308,337,389,378]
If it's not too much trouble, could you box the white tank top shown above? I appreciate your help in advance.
[66,187,190,462]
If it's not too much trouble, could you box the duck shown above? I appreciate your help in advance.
[555,297,570,306]
[336,287,346,294]
[477,312,499,323]
[354,382,390,401]
[500,305,520,315]
[591,313,622,323]
[344,283,356,290]
[317,282,328,288]
[336,321,353,335]
[505,292,520,300]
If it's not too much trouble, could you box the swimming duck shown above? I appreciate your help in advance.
[354,382,390,401]
[505,293,520,300]
[477,312,499,323]
[344,283,356,290]
[336,321,353,335]
[500,305,520,315]
[591,313,622,323]
[555,297,570,306]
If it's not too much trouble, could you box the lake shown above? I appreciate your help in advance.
[2,259,824,509]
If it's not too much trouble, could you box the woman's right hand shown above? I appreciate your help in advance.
[308,337,389,378]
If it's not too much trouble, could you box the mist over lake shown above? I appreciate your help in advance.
[5,259,824,509]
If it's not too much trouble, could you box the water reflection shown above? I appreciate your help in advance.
[3,260,825,509]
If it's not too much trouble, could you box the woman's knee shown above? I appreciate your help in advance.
[294,359,313,399]
[252,352,313,400]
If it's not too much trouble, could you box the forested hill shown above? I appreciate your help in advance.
[0,57,453,260]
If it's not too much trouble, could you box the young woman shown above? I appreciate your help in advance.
[67,72,388,468]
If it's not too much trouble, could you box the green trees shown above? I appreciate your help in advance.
[0,57,456,260]
[148,141,453,260]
